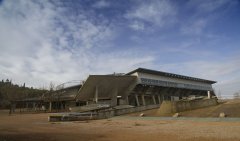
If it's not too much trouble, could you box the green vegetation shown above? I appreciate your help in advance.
[0,79,47,108]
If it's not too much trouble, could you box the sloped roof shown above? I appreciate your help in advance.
[126,68,216,84]
[76,75,137,100]
[44,84,81,102]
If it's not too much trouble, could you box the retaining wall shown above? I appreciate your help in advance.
[158,98,218,115]
[49,104,160,121]
[98,104,160,119]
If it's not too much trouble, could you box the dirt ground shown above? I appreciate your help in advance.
[1,110,240,141]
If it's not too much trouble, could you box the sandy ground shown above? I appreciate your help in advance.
[1,110,240,141]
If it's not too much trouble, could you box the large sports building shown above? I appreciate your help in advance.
[11,68,216,113]
[76,68,216,108]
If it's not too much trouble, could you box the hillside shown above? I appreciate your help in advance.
[128,99,240,117]
[179,99,240,117]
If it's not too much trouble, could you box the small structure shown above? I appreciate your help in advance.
[10,97,45,113]
[172,113,180,117]
[219,112,226,118]
[44,84,84,112]
[11,84,83,113]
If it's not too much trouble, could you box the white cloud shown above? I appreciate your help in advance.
[180,19,207,35]
[181,0,238,35]
[188,0,237,13]
[92,0,110,9]
[1,0,238,99]
[0,0,155,88]
[129,21,145,31]
[125,0,176,29]
[157,56,240,98]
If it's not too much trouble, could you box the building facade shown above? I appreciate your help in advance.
[76,68,216,108]
[11,68,216,113]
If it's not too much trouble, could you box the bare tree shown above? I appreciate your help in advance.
[233,92,240,99]
[218,90,222,100]
[49,82,55,91]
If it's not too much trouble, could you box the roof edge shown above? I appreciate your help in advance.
[126,68,217,84]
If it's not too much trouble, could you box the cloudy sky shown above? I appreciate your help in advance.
[0,0,239,98]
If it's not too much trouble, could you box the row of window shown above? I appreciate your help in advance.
[140,78,212,90]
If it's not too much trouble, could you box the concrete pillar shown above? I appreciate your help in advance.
[162,94,165,101]
[207,91,211,99]
[26,103,29,110]
[49,102,52,112]
[158,95,161,104]
[152,95,156,104]
[13,104,16,112]
[141,95,146,106]
[111,88,118,107]
[95,86,98,103]
[60,102,63,109]
[33,102,36,111]
[125,96,129,105]
[135,95,140,106]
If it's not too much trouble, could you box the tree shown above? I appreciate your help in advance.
[49,82,55,91]
[218,90,222,100]
[0,81,47,108]
[233,92,240,99]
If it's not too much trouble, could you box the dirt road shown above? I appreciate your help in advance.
[1,110,240,141]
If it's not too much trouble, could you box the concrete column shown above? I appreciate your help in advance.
[152,95,156,104]
[135,95,140,106]
[13,104,16,112]
[125,96,129,105]
[141,95,146,106]
[157,95,161,104]
[49,102,52,112]
[26,103,29,111]
[207,91,211,99]
[162,94,165,101]
[111,88,118,107]
[60,102,63,109]
[33,102,36,111]
[95,86,98,103]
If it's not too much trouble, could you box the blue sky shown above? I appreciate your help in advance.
[0,0,239,98]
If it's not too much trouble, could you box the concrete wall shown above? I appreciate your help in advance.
[49,104,160,121]
[157,98,218,114]
[97,104,160,119]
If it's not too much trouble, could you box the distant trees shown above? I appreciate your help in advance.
[233,92,240,99]
[0,79,47,108]
[49,81,55,92]
[217,90,222,100]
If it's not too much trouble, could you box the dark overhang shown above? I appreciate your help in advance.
[126,68,217,84]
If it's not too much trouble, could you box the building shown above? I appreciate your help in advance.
[44,84,83,112]
[11,68,217,114]
[75,68,216,108]
[11,84,82,113]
